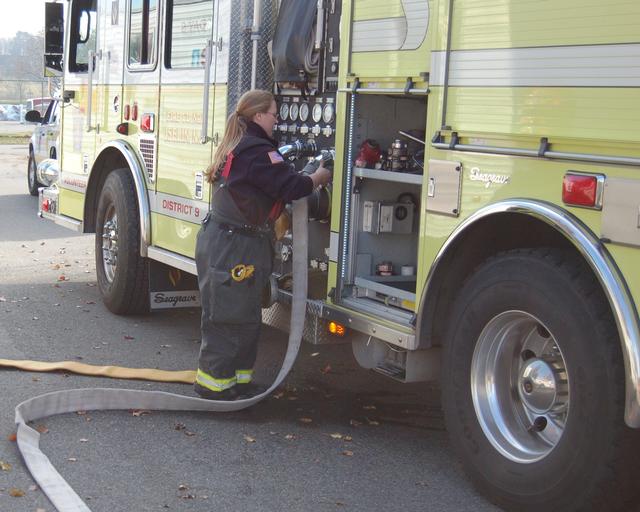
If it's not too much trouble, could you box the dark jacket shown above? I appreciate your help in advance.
[220,121,313,226]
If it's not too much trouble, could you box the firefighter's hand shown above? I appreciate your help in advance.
[310,164,332,188]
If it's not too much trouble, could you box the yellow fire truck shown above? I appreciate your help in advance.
[38,0,640,510]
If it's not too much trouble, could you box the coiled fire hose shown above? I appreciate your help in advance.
[10,199,309,512]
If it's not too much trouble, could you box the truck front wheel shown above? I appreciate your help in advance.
[28,150,41,196]
[442,248,640,512]
[95,169,148,314]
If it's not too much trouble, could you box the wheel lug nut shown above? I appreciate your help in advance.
[523,380,533,393]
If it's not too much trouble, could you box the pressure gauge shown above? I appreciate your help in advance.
[322,103,334,124]
[279,103,290,121]
[312,103,323,123]
[289,103,299,122]
[299,102,309,122]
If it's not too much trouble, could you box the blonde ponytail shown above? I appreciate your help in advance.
[206,89,275,183]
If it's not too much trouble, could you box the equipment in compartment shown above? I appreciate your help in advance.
[362,199,414,235]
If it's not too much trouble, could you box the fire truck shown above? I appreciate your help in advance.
[37,0,640,510]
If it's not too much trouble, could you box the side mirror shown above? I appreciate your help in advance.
[25,110,43,124]
[44,2,64,76]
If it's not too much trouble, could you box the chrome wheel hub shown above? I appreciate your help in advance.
[101,206,118,283]
[471,311,570,463]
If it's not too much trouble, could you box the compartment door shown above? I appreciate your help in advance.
[153,0,218,257]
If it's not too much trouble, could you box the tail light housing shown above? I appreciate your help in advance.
[562,172,605,210]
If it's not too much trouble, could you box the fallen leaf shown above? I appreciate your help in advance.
[76,410,87,415]
[243,435,256,443]
[284,434,296,440]
[287,396,299,401]
[184,431,196,437]
[67,457,77,462]
[344,436,353,442]
[79,438,88,443]
[298,417,313,424]
[123,335,135,340]
[28,485,37,491]
[341,450,354,457]
[362,405,377,410]
[181,494,196,500]
[36,425,49,434]
[310,352,320,357]
[131,409,150,417]
[329,433,343,440]
[174,423,186,431]
[85,301,95,305]
[349,419,362,427]
[366,418,380,426]
[0,461,11,471]
[272,391,285,399]
[7,433,17,442]
[160,344,172,348]
[57,275,68,281]
[178,484,189,491]
[9,488,25,497]
[320,364,332,374]
[52,264,61,270]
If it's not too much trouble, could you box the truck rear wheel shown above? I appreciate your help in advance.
[95,169,148,314]
[442,248,640,512]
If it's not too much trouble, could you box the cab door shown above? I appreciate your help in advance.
[59,0,99,220]
[153,0,218,257]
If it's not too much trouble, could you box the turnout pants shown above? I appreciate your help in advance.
[195,215,273,393]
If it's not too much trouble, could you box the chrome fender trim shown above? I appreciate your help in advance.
[93,140,151,257]
[420,199,640,427]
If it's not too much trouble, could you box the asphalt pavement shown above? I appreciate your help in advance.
[0,142,501,512]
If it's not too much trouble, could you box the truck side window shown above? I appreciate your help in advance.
[164,0,214,69]
[68,0,97,73]
[128,0,159,68]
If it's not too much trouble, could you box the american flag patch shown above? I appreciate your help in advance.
[268,151,284,164]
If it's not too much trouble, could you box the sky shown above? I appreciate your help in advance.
[0,0,46,39]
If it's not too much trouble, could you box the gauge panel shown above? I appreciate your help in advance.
[312,103,323,123]
[322,104,334,123]
[279,103,290,121]
[299,103,309,122]
[289,103,299,122]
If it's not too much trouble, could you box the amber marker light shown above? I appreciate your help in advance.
[328,321,346,337]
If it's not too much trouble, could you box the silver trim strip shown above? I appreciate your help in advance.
[430,43,640,88]
[147,246,197,276]
[420,199,640,426]
[338,87,428,95]
[94,140,151,256]
[432,140,640,168]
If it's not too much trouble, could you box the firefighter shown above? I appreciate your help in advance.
[194,89,332,400]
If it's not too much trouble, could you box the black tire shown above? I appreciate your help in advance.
[95,168,149,314]
[442,248,640,512]
[27,150,42,196]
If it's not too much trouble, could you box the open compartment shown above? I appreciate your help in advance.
[342,92,427,318]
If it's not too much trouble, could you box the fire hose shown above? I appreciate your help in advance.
[8,198,309,512]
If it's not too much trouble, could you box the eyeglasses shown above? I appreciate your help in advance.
[264,111,278,120]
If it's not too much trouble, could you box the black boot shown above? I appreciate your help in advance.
[235,382,268,399]
[194,383,241,401]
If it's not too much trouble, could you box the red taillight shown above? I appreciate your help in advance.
[562,173,603,209]
[140,113,155,133]
[116,122,129,135]
[124,104,130,120]
[131,102,138,121]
